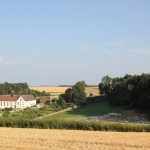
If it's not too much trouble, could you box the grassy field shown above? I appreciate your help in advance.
[10,107,55,119]
[29,86,99,99]
[0,127,150,150]
[44,100,149,123]
[45,100,123,120]
[0,109,4,114]
[0,106,56,119]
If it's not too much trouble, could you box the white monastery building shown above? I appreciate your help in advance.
[0,95,36,109]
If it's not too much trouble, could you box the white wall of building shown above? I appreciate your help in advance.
[24,100,36,108]
[0,96,36,109]
[16,97,25,109]
[0,101,16,109]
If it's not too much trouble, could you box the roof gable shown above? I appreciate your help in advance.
[20,95,36,101]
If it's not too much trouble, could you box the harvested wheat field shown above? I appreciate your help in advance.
[29,86,99,99]
[0,128,150,150]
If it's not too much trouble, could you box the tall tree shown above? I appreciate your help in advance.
[98,75,112,96]
[72,81,87,104]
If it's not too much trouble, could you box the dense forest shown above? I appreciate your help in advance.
[0,82,50,97]
[98,74,150,109]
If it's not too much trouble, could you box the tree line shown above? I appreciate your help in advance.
[98,74,150,109]
[0,82,50,97]
[0,81,87,105]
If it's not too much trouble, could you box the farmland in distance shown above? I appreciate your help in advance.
[29,86,99,99]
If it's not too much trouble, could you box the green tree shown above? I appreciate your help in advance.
[61,88,73,103]
[72,81,87,104]
[98,74,150,109]
[56,97,67,109]
[51,98,57,103]
[98,75,112,98]
[0,82,50,97]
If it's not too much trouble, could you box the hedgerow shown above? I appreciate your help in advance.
[0,118,149,132]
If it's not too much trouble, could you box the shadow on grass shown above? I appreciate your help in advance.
[48,96,123,119]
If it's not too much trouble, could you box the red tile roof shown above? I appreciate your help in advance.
[0,95,36,101]
[0,95,20,101]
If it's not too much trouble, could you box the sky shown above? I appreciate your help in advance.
[0,0,150,86]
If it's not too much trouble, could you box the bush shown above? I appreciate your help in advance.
[0,118,149,132]
[80,101,87,106]
[56,98,67,109]
[2,111,11,117]
[51,98,57,103]
[67,103,76,108]
[54,105,62,111]
[87,96,106,104]
[39,107,46,111]
[4,107,13,111]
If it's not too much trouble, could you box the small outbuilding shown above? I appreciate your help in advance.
[37,97,50,104]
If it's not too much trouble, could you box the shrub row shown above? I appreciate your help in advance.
[0,118,150,132]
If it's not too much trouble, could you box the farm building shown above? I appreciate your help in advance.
[0,95,36,109]
[37,97,49,104]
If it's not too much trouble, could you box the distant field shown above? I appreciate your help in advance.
[0,128,149,150]
[29,86,99,99]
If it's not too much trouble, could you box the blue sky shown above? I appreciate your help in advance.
[0,0,150,85]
